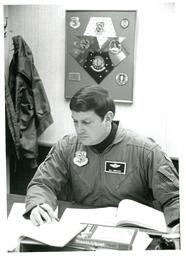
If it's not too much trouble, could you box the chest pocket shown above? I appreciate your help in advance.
[70,164,93,203]
[104,161,142,197]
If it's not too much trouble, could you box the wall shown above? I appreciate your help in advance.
[4,2,179,157]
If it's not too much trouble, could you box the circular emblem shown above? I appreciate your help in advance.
[109,39,122,55]
[72,48,81,57]
[70,16,80,29]
[79,39,90,50]
[91,55,106,72]
[120,18,129,29]
[116,73,128,86]
[73,40,79,47]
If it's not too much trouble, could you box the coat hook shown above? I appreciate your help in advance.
[4,17,8,38]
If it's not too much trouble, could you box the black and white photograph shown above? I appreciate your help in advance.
[1,0,185,255]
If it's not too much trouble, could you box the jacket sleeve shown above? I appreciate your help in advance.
[146,145,180,227]
[24,137,70,217]
[31,65,53,136]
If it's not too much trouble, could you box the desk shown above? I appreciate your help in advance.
[7,194,180,251]
[7,193,25,216]
[7,193,95,218]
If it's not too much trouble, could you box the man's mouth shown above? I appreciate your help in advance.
[78,135,88,139]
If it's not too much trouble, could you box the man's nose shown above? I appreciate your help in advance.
[76,123,85,134]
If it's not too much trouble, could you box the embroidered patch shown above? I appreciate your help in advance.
[105,161,126,175]
[73,151,88,167]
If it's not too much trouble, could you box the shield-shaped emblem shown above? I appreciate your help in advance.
[70,17,80,29]
[73,151,88,167]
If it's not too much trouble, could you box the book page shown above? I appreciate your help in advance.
[116,199,167,233]
[62,207,118,226]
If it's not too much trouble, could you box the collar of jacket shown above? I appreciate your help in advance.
[112,121,127,145]
[84,121,127,152]
[12,35,33,81]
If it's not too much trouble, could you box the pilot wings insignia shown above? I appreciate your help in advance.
[105,161,126,175]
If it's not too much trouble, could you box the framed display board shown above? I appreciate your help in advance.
[65,10,136,103]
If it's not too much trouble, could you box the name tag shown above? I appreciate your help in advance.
[105,161,126,175]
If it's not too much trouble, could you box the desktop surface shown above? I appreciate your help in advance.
[7,193,180,251]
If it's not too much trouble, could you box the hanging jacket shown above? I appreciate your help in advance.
[6,35,53,166]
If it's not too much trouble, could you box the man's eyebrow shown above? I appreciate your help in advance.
[71,116,91,122]
[71,115,77,120]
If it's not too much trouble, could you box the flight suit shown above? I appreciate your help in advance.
[25,122,179,226]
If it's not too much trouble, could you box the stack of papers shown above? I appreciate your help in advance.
[7,203,86,251]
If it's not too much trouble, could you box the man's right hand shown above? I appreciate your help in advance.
[30,203,57,226]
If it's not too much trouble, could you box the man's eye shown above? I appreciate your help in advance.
[83,121,91,125]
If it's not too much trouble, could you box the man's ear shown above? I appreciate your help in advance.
[105,111,114,123]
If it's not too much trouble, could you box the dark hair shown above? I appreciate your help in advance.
[70,85,115,119]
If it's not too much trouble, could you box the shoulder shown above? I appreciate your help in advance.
[55,134,78,150]
[117,123,158,152]
[124,130,172,164]
[127,130,157,150]
[45,135,78,160]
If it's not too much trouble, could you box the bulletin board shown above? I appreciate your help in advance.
[65,10,136,103]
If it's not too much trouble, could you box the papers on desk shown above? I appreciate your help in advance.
[7,203,86,251]
[132,231,152,250]
[7,202,156,251]
[62,199,168,235]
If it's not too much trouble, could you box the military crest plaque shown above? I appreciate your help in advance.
[65,10,136,103]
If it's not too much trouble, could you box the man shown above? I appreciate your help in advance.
[24,85,179,233]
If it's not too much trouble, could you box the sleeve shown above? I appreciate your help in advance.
[24,137,70,217]
[146,145,180,227]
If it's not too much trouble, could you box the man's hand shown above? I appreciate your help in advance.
[30,203,58,226]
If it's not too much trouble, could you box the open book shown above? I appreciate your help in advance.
[116,199,167,233]
[62,199,168,235]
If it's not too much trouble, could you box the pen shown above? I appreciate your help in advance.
[39,204,60,222]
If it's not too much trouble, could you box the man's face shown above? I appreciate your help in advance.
[71,110,109,145]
